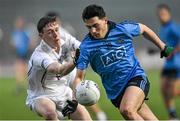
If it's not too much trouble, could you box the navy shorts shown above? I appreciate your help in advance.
[111,75,150,108]
[161,68,179,79]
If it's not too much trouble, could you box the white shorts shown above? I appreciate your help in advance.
[26,86,73,119]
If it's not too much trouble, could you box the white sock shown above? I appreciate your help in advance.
[96,111,107,121]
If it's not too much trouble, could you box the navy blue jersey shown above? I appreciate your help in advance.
[159,21,180,69]
[77,21,146,99]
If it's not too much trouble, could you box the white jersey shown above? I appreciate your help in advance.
[26,28,80,106]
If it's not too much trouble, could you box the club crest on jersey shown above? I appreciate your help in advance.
[117,40,124,43]
[100,46,126,67]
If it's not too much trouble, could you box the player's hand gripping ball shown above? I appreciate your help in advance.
[75,80,100,106]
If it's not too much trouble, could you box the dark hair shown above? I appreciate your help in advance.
[46,11,61,18]
[37,16,56,33]
[157,4,171,12]
[82,4,106,21]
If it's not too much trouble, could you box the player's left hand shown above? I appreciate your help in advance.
[62,100,78,117]
[160,45,174,58]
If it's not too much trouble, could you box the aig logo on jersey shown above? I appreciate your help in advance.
[100,46,126,67]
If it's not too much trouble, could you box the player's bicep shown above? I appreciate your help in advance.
[139,23,147,34]
[33,54,54,70]
[46,62,60,73]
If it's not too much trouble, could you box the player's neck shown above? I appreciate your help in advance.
[104,24,109,37]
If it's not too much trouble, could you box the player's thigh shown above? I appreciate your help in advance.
[172,79,180,96]
[175,79,180,89]
[161,69,178,91]
[138,102,158,120]
[70,104,92,120]
[33,97,56,116]
[120,86,145,112]
[161,77,170,94]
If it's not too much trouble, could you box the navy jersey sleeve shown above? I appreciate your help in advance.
[76,44,90,70]
[122,21,141,37]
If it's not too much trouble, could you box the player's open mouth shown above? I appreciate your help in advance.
[55,39,59,41]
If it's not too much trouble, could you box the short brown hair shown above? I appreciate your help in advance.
[37,16,56,33]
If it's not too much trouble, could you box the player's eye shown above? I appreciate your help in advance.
[86,25,91,30]
[93,24,99,29]
[46,30,52,35]
[86,24,99,30]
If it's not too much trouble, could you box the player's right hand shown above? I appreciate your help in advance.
[62,100,78,117]
[160,45,174,58]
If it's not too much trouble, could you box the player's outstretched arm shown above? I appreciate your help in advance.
[139,23,174,58]
[47,61,75,76]
[139,23,165,50]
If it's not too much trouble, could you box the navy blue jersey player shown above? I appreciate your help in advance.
[73,4,173,120]
[157,4,180,120]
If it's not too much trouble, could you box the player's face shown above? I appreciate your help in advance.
[157,8,171,24]
[40,21,60,45]
[85,16,108,39]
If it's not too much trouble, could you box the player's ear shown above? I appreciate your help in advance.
[104,17,108,23]
[39,32,43,38]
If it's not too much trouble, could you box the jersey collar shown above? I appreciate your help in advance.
[40,40,53,53]
[89,21,116,40]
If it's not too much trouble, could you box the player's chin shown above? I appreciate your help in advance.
[93,35,101,39]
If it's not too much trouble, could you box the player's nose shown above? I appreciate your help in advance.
[52,31,58,38]
[90,27,97,34]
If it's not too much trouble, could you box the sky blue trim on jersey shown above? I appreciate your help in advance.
[140,76,147,91]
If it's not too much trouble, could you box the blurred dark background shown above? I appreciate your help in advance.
[0,0,180,60]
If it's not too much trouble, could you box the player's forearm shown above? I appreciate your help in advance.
[72,69,86,91]
[61,61,75,76]
[73,77,82,91]
[47,61,75,76]
[140,23,165,51]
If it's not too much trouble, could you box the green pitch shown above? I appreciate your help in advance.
[0,69,179,120]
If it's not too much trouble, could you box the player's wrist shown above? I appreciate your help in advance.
[160,45,174,58]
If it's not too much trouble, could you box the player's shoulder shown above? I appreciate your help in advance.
[169,21,180,29]
[30,45,48,60]
[79,34,91,49]
[81,34,90,43]
[117,20,139,27]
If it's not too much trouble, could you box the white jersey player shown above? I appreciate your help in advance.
[26,16,91,120]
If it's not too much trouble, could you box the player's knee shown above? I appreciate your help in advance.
[43,109,57,120]
[120,106,136,119]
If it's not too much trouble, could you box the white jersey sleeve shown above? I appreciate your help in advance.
[60,27,80,51]
[31,51,54,70]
